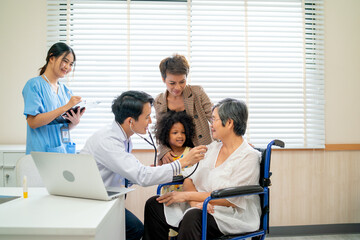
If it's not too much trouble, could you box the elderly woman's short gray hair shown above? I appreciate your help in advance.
[213,98,248,136]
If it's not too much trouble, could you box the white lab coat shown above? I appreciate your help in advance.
[164,140,262,235]
[81,121,176,187]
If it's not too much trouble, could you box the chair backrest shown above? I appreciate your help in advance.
[255,148,267,187]
[16,154,44,187]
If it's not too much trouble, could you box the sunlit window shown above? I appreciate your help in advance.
[47,0,324,149]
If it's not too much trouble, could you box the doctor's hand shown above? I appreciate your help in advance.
[156,192,188,206]
[178,145,207,168]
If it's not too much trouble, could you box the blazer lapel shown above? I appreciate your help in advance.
[157,90,168,113]
[183,85,194,115]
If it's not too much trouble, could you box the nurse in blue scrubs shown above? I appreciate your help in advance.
[22,42,85,154]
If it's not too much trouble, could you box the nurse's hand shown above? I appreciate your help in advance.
[66,96,82,108]
[63,107,86,129]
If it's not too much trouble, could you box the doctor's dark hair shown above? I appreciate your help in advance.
[159,54,190,81]
[112,91,154,124]
[39,42,76,75]
[155,111,195,149]
[213,98,248,136]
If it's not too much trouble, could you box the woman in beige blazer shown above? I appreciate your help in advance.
[154,54,213,164]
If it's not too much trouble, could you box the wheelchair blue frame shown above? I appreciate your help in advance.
[156,139,285,240]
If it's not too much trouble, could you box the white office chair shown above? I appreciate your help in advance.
[16,154,44,187]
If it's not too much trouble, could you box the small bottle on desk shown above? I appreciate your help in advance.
[23,175,28,199]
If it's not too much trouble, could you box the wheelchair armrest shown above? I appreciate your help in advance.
[211,185,264,199]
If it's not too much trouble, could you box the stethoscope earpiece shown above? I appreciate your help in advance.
[127,121,157,166]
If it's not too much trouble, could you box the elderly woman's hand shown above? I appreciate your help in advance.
[195,202,214,214]
[156,192,188,206]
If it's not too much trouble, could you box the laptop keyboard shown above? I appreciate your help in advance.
[107,191,119,196]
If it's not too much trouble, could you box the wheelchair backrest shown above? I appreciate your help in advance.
[255,148,268,187]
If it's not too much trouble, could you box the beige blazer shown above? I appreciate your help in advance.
[154,85,213,161]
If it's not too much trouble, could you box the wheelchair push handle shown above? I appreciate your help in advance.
[270,139,285,148]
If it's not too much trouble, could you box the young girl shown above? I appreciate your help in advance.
[155,110,195,192]
[155,110,196,238]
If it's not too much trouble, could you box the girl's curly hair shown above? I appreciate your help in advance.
[155,111,195,149]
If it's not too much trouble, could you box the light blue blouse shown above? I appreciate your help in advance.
[22,76,72,154]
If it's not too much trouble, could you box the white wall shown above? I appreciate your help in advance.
[0,0,359,144]
[0,0,47,144]
[324,0,360,143]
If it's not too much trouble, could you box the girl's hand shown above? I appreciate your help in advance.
[195,202,214,214]
[160,151,176,165]
[156,192,187,206]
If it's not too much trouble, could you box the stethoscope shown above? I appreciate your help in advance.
[129,120,158,166]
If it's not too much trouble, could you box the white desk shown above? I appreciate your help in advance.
[0,188,125,240]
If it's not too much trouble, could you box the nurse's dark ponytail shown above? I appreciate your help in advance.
[39,42,76,75]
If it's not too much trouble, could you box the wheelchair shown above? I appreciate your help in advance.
[156,139,285,240]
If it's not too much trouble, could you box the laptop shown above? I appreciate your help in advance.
[30,152,133,201]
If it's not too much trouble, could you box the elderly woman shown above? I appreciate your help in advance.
[154,54,213,165]
[143,98,261,240]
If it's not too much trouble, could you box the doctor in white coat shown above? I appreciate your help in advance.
[81,90,207,240]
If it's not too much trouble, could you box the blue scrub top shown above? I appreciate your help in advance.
[22,76,73,154]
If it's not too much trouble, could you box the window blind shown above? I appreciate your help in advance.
[47,0,324,149]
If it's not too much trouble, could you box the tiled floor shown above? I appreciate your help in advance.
[267,234,360,240]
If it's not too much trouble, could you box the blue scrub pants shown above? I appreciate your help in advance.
[125,208,144,240]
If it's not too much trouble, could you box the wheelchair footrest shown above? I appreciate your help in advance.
[213,230,265,240]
